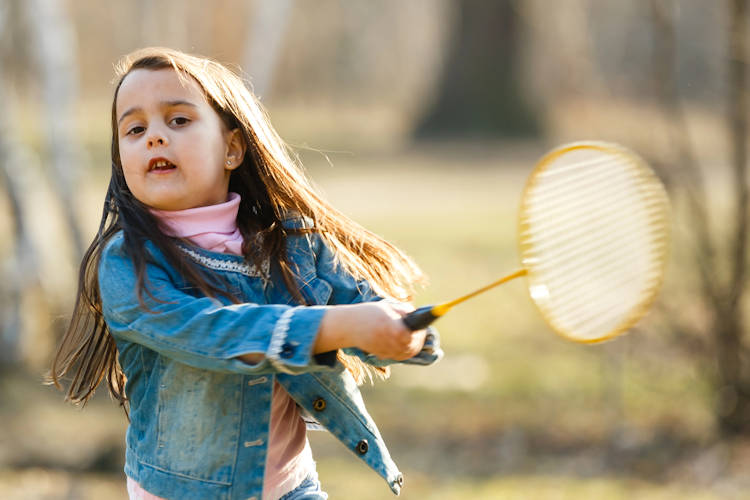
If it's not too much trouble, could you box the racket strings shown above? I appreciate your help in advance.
[550,272,654,329]
[525,180,661,235]
[524,167,656,237]
[534,206,660,278]
[527,203,654,259]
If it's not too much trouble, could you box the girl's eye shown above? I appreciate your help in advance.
[170,117,190,126]
[126,126,145,136]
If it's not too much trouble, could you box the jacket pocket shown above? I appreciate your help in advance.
[150,359,242,485]
[301,276,333,305]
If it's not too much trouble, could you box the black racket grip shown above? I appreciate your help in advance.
[403,305,439,331]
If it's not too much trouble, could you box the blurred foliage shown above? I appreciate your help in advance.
[1,0,749,498]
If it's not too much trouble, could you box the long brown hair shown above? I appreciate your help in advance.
[49,47,424,410]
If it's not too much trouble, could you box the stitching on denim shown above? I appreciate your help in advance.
[267,308,298,374]
[178,246,268,278]
[136,458,233,486]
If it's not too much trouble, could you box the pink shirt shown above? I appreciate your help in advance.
[129,193,314,500]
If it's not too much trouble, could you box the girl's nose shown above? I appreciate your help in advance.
[147,134,168,148]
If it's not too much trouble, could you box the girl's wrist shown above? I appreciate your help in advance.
[315,305,358,354]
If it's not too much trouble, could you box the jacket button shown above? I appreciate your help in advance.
[280,342,296,359]
[356,439,369,455]
[396,473,404,487]
[312,397,326,411]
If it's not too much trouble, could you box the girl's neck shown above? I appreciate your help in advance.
[149,192,244,255]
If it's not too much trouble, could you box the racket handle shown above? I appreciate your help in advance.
[403,305,439,331]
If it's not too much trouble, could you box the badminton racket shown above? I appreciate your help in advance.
[403,141,670,343]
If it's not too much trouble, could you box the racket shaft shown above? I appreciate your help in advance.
[402,269,528,331]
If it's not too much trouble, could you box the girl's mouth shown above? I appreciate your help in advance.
[149,158,177,173]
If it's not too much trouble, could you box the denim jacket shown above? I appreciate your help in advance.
[98,216,442,500]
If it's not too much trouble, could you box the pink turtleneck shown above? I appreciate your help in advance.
[149,192,245,255]
[128,193,314,500]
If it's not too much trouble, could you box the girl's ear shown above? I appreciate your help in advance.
[224,128,246,171]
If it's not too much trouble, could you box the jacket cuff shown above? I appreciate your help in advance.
[341,326,443,367]
[399,327,444,365]
[266,305,329,373]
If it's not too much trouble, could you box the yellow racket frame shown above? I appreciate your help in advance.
[517,141,671,343]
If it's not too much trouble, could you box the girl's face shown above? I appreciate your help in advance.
[116,68,245,211]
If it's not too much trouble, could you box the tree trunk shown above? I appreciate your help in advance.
[25,0,85,259]
[716,311,750,434]
[243,0,295,100]
[414,0,539,138]
[717,0,750,435]
[651,0,750,435]
[0,6,40,366]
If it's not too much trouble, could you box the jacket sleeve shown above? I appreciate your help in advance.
[310,232,443,367]
[99,234,333,375]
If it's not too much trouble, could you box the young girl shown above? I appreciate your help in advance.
[50,47,441,500]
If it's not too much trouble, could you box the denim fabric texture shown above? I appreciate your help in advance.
[99,216,442,500]
[278,472,327,500]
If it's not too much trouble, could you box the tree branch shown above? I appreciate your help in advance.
[650,0,722,309]
[728,0,749,311]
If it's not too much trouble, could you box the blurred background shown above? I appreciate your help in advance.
[1,0,749,498]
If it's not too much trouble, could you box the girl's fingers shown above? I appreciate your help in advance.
[389,326,426,361]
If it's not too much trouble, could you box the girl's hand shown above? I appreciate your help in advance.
[316,301,427,361]
[353,301,427,361]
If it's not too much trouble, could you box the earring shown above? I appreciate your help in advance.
[226,160,232,166]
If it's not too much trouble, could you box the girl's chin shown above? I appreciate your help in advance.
[144,197,224,212]
[136,185,229,211]
[140,195,190,212]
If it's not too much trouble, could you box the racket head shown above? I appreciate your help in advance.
[518,141,670,343]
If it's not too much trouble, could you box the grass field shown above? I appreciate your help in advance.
[1,142,748,499]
